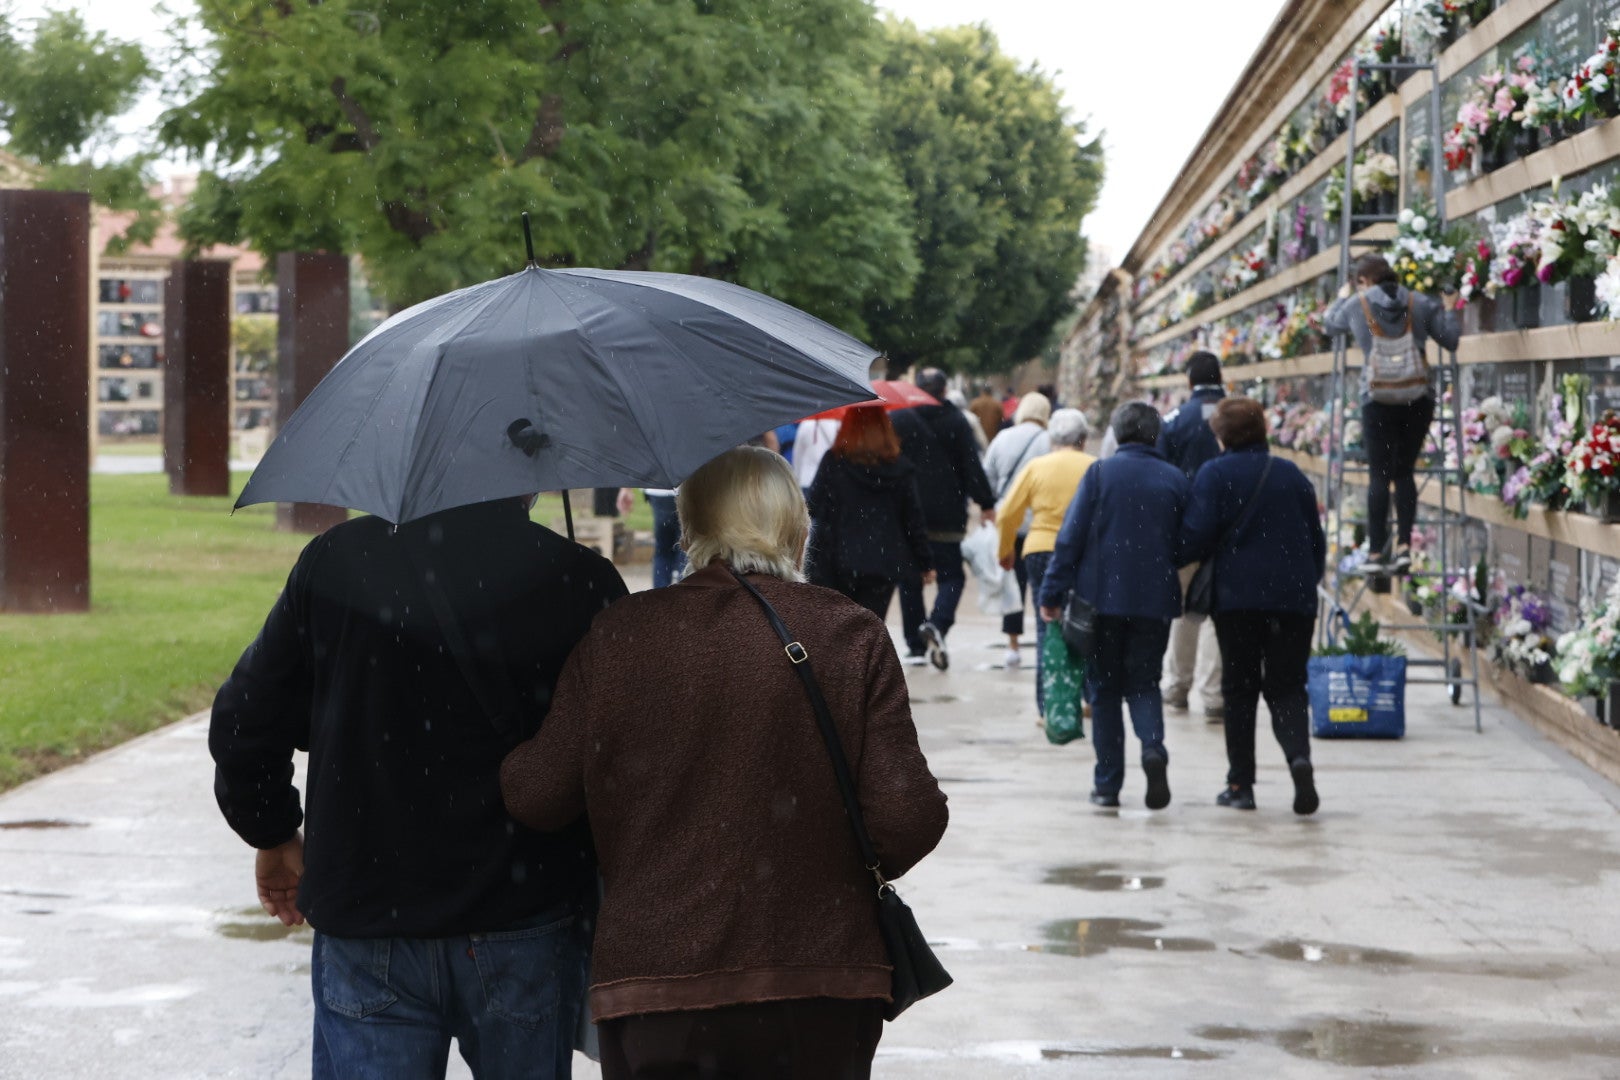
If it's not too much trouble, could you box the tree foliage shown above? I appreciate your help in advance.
[162,0,917,323]
[864,21,1103,375]
[0,6,160,249]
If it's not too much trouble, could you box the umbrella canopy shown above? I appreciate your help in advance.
[236,266,879,524]
[807,379,936,421]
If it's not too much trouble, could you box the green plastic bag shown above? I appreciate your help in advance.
[1040,629,1086,745]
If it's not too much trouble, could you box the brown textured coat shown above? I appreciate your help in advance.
[500,565,948,1021]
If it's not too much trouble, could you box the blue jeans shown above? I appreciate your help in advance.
[1089,615,1171,796]
[311,904,588,1080]
[649,494,685,589]
[1025,551,1054,715]
[899,540,967,652]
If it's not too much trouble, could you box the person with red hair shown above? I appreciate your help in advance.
[805,405,935,619]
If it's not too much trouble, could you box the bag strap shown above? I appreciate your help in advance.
[728,568,890,896]
[1214,456,1275,554]
[998,426,1045,500]
[1359,290,1415,342]
[399,535,518,736]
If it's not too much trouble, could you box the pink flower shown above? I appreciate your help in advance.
[1538,262,1556,284]
[1494,87,1516,118]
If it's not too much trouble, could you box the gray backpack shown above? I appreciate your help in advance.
[1361,292,1429,404]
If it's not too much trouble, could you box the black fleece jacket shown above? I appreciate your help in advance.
[209,498,626,937]
[890,403,996,536]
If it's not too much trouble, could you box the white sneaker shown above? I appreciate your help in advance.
[1004,649,1022,669]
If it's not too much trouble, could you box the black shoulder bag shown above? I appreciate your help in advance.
[1059,469,1104,657]
[1184,456,1274,617]
[729,569,952,1020]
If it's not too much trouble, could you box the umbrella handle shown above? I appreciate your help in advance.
[562,489,575,541]
[522,212,537,266]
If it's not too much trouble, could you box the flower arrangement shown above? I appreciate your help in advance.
[1526,184,1620,285]
[1324,152,1402,223]
[1491,585,1556,681]
[1389,205,1462,292]
[1459,395,1534,495]
[1485,212,1544,295]
[1458,235,1493,304]
[1556,576,1620,697]
[1218,242,1269,297]
[1563,411,1620,506]
[1560,24,1620,124]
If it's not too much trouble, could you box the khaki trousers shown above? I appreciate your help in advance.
[1164,564,1223,709]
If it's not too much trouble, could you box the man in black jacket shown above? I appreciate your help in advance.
[1157,351,1226,721]
[210,496,626,1079]
[892,367,996,670]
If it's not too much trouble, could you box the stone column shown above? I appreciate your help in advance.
[0,190,91,612]
[275,252,350,533]
[163,258,232,496]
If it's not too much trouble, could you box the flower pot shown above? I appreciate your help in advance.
[1605,684,1620,730]
[1514,127,1541,159]
[1585,490,1620,523]
[1513,282,1542,330]
[1567,273,1598,324]
[1480,140,1509,173]
[1540,280,1570,327]
[1461,295,1496,335]
[1527,660,1556,685]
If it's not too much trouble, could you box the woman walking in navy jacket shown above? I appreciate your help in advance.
[1180,397,1326,815]
[1039,402,1189,811]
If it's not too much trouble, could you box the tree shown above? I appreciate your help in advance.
[0,6,160,249]
[865,21,1103,376]
[162,0,917,327]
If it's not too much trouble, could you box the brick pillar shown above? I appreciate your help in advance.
[163,258,232,496]
[0,190,91,613]
[275,252,350,533]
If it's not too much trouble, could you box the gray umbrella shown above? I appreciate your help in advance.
[235,265,879,525]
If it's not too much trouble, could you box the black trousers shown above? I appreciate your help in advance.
[838,574,899,623]
[1362,396,1435,556]
[599,998,884,1080]
[1002,533,1028,637]
[1212,611,1315,786]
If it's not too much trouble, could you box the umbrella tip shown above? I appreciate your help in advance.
[521,212,537,267]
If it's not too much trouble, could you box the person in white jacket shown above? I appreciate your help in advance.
[981,392,1052,667]
[792,418,840,492]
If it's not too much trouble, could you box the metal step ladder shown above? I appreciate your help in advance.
[1318,57,1485,733]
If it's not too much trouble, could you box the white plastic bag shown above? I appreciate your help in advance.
[961,524,1023,616]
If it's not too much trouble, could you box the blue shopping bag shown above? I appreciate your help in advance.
[1307,654,1407,739]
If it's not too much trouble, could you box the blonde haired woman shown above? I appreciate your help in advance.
[501,446,948,1080]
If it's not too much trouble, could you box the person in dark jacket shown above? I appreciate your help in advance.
[892,367,997,671]
[501,447,947,1079]
[1323,252,1461,573]
[1180,397,1326,815]
[1039,402,1189,810]
[209,497,627,1079]
[807,404,936,619]
[1157,351,1227,721]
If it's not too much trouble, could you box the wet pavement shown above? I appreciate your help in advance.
[4,586,1620,1077]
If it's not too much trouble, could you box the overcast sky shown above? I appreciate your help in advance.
[22,0,1289,267]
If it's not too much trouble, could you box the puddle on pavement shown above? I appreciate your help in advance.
[1030,918,1215,957]
[1255,939,1570,980]
[934,777,1001,784]
[958,737,1017,746]
[0,888,72,899]
[1042,1045,1225,1061]
[20,910,53,916]
[216,907,313,943]
[1043,863,1164,892]
[912,694,961,705]
[1196,1020,1444,1068]
[0,819,88,830]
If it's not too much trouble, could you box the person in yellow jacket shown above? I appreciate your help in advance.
[998,408,1096,719]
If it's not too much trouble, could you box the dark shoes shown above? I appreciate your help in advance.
[1216,784,1256,810]
[921,621,949,671]
[1290,758,1320,816]
[1203,707,1225,724]
[1089,790,1120,808]
[1163,691,1189,711]
[1143,758,1171,810]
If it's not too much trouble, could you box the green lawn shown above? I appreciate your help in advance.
[0,475,651,791]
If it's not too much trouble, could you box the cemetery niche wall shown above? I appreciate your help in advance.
[1063,0,1620,761]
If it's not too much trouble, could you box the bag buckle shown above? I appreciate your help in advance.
[785,642,809,664]
[868,861,891,897]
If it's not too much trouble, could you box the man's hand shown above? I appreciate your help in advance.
[980,508,996,525]
[256,833,306,927]
[999,555,1016,571]
[1337,282,1353,300]
[616,488,635,516]
[1040,605,1062,623]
